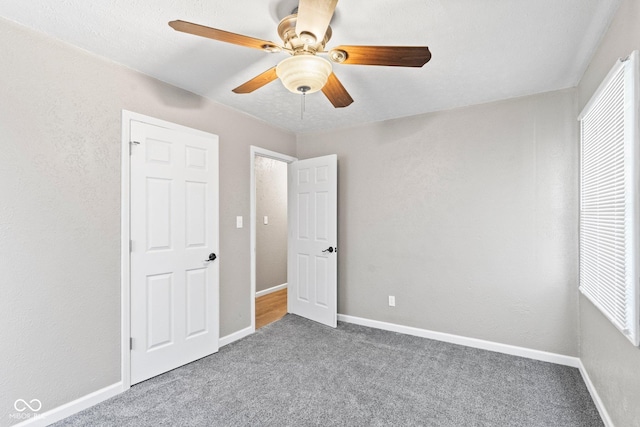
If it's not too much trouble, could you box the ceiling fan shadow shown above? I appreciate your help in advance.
[269,0,299,22]
[139,42,271,109]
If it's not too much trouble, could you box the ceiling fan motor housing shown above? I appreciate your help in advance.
[277,14,332,54]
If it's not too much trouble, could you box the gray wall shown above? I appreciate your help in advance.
[5,1,639,424]
[0,18,295,425]
[255,156,288,293]
[576,0,640,425]
[297,88,579,356]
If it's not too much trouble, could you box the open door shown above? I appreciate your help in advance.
[287,155,338,327]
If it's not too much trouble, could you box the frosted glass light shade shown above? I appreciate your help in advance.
[276,55,332,94]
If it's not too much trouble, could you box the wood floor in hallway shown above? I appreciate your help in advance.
[255,288,287,329]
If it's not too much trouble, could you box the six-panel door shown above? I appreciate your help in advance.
[130,120,219,384]
[288,155,338,328]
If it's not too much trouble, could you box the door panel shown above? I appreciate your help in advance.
[186,268,208,337]
[288,155,338,327]
[147,273,173,349]
[186,182,207,247]
[316,192,329,239]
[146,178,172,250]
[297,254,310,301]
[299,195,310,237]
[316,257,328,307]
[130,120,219,385]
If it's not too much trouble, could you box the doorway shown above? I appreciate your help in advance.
[250,147,339,331]
[250,147,297,331]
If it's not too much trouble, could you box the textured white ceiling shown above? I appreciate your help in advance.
[0,0,620,134]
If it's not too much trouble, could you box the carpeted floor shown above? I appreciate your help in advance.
[54,315,602,426]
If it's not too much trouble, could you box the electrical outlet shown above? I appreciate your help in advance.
[236,216,243,228]
[388,296,396,307]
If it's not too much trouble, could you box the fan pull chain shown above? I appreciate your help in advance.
[297,85,310,120]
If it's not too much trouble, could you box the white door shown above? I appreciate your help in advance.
[288,155,338,327]
[130,120,219,385]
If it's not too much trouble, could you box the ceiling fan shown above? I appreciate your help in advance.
[169,0,432,108]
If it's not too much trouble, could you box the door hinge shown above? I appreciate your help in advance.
[129,140,140,154]
[130,337,133,350]
[129,240,133,252]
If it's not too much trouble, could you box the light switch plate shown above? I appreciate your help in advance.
[236,216,243,228]
[263,216,269,225]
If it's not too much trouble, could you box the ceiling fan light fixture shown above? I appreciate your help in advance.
[276,55,332,94]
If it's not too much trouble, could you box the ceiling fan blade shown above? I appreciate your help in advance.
[295,0,338,43]
[322,73,354,108]
[330,45,432,67]
[169,20,281,51]
[232,67,279,94]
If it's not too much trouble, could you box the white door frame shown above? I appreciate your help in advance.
[121,110,220,389]
[249,146,297,332]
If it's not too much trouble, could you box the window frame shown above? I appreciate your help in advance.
[578,50,640,346]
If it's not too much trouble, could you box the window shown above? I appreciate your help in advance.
[579,50,640,346]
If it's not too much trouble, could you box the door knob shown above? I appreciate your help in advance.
[204,253,217,262]
[322,247,335,253]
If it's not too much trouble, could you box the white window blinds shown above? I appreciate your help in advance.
[579,50,640,346]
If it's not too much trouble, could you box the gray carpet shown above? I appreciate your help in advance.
[54,315,602,426]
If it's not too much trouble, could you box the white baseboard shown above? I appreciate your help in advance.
[578,360,614,427]
[10,325,255,427]
[341,314,614,424]
[337,314,581,368]
[219,325,253,348]
[10,382,123,427]
[8,317,605,427]
[255,283,287,298]
[10,324,254,427]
